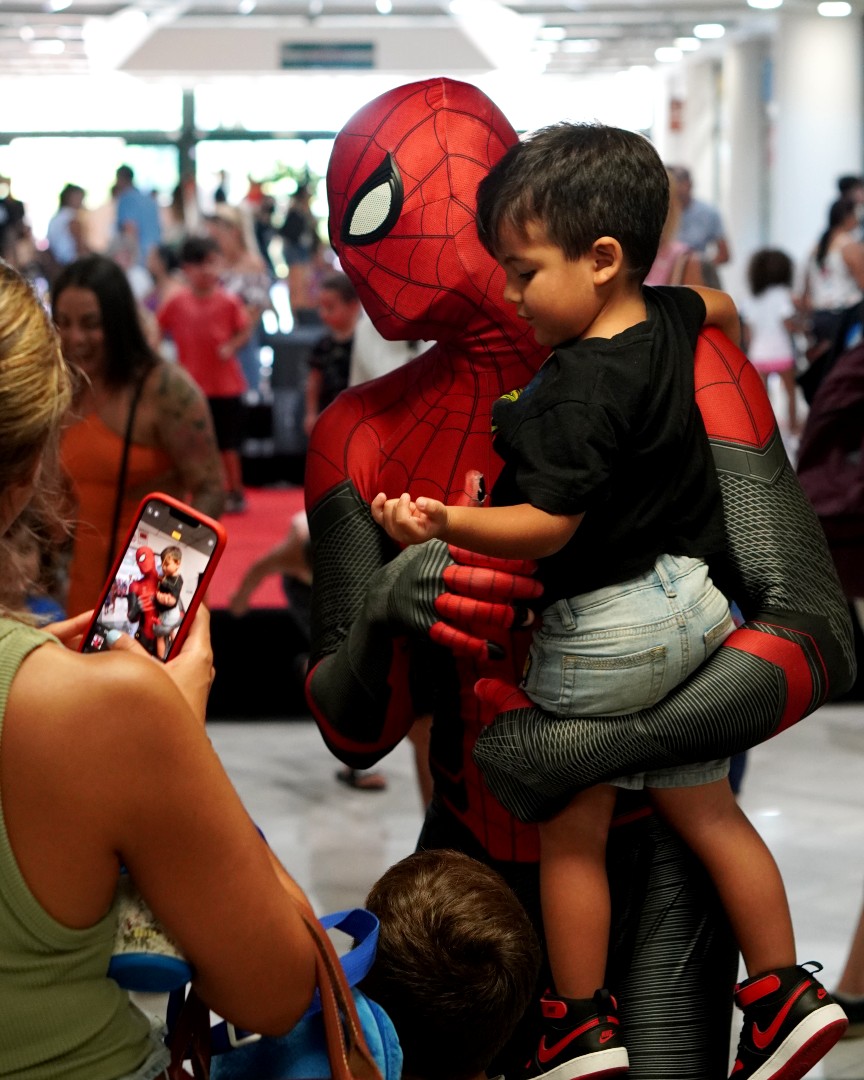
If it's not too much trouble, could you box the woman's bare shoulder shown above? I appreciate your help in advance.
[7,643,187,755]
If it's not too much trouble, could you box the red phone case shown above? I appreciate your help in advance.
[80,492,227,661]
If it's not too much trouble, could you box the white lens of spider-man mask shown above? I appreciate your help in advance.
[341,154,404,246]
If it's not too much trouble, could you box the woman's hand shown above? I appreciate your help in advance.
[105,606,215,725]
[159,605,215,723]
[43,610,94,650]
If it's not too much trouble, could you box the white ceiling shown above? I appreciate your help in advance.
[0,0,857,82]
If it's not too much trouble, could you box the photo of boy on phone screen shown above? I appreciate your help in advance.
[153,546,184,659]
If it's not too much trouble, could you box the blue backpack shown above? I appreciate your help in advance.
[163,908,401,1080]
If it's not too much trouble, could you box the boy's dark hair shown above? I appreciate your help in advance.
[160,545,182,564]
[179,235,219,265]
[319,270,358,305]
[362,849,541,1080]
[476,122,669,283]
[748,248,794,296]
[838,174,863,197]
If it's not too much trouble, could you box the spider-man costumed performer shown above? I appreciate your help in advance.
[304,78,855,1078]
[127,546,160,657]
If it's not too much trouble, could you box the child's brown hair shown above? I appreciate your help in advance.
[363,849,541,1080]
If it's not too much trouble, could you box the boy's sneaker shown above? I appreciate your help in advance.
[831,991,864,1039]
[525,988,629,1080]
[730,961,848,1080]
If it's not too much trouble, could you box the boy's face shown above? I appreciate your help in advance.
[318,289,360,337]
[161,554,181,576]
[183,254,222,293]
[497,220,600,348]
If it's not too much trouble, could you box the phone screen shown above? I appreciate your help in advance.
[81,498,221,661]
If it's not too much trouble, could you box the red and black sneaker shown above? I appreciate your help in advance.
[730,961,848,1080]
[525,988,629,1080]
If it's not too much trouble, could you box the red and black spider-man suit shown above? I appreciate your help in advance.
[127,546,160,657]
[305,78,855,1078]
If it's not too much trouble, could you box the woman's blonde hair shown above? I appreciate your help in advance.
[0,262,73,613]
[0,262,71,481]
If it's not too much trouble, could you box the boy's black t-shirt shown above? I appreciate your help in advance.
[491,285,727,605]
[156,572,183,613]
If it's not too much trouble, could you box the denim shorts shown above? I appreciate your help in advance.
[522,553,736,790]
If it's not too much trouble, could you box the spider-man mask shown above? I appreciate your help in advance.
[136,546,156,576]
[327,77,519,344]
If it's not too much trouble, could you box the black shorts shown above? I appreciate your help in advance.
[207,396,243,452]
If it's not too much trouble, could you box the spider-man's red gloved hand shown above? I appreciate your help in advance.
[368,537,541,663]
[364,470,542,662]
[430,546,541,660]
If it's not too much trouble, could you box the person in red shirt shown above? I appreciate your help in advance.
[158,236,250,513]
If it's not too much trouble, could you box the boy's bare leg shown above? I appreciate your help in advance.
[837,897,864,996]
[539,784,618,998]
[650,779,796,976]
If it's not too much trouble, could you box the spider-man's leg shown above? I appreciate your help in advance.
[606,812,737,1080]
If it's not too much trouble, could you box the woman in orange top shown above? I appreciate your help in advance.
[53,254,225,616]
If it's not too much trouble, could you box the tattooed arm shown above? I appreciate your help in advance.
[146,363,226,519]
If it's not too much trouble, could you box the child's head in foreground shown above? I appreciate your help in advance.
[475,121,669,287]
[362,848,541,1080]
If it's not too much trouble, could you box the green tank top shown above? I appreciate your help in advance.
[0,618,152,1078]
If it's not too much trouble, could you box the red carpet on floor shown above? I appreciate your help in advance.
[207,485,306,611]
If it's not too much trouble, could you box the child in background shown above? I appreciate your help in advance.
[154,545,184,659]
[740,248,803,436]
[303,271,362,437]
[373,122,847,1080]
[157,236,250,513]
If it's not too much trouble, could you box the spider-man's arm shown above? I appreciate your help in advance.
[473,330,857,822]
[304,463,540,769]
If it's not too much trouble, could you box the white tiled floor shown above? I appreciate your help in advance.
[205,700,864,1078]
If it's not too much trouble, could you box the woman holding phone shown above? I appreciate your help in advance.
[52,253,225,617]
[0,262,316,1078]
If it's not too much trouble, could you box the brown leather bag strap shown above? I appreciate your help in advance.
[298,907,384,1080]
[167,987,211,1080]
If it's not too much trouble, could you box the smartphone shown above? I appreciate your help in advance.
[80,492,227,662]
